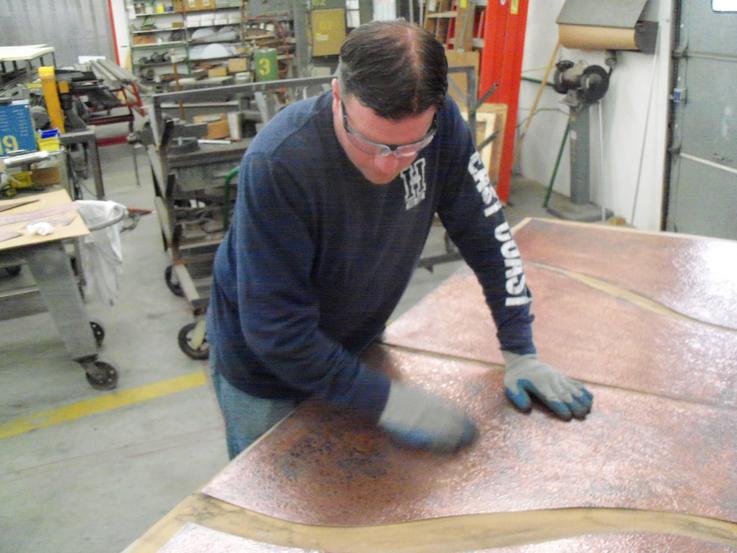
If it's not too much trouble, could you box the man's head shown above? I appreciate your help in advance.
[337,19,448,119]
[331,20,448,185]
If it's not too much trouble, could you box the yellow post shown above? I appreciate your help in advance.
[38,66,65,133]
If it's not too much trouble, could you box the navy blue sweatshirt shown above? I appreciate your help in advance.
[208,91,535,422]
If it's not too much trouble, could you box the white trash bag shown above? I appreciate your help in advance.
[75,200,127,306]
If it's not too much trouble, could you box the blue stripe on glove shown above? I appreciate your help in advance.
[502,351,593,421]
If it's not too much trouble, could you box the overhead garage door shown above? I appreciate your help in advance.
[666,0,737,239]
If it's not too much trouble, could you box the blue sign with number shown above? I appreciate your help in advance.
[0,100,37,155]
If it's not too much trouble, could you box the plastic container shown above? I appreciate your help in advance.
[37,129,62,152]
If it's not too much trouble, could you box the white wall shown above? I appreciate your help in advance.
[518,0,673,230]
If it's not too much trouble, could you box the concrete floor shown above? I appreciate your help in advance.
[0,141,557,553]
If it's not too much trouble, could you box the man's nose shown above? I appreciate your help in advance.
[374,153,416,173]
[374,153,401,173]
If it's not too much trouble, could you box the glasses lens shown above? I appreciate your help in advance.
[342,100,437,158]
[394,133,435,157]
[345,132,387,156]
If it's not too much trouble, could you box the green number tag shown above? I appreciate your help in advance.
[258,58,271,77]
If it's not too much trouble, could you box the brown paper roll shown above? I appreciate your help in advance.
[559,24,638,50]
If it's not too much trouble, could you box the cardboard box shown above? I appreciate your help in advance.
[207,118,230,139]
[207,66,228,78]
[227,57,248,74]
[31,166,62,187]
[198,0,215,8]
[132,35,157,45]
[193,113,230,139]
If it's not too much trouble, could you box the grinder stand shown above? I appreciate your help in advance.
[546,60,613,222]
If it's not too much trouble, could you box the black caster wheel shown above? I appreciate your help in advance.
[89,321,105,347]
[165,265,184,297]
[85,361,118,390]
[3,265,22,277]
[178,322,209,360]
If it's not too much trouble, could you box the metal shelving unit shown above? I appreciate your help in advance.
[127,2,248,87]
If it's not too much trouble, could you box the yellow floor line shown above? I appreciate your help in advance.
[0,370,207,440]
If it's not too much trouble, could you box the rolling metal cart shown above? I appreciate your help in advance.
[140,76,335,359]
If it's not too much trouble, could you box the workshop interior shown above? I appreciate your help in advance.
[1,0,736,552]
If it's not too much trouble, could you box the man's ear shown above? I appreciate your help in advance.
[331,78,341,110]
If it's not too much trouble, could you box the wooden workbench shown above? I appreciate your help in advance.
[0,189,87,250]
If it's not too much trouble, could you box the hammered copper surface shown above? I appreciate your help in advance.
[202,346,737,527]
[514,219,737,330]
[382,265,737,409]
[158,523,317,552]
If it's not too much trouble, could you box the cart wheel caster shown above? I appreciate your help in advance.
[178,322,209,360]
[165,265,184,297]
[84,360,118,390]
[90,320,105,346]
[3,265,22,277]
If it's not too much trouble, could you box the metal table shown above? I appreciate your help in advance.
[60,126,106,200]
[0,189,118,389]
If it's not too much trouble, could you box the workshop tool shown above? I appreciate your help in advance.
[545,59,613,221]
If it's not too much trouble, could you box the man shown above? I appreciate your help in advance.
[208,19,593,460]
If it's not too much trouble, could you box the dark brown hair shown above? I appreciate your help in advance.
[337,19,448,119]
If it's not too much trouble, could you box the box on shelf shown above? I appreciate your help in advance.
[36,129,61,152]
[207,66,228,78]
[227,57,248,74]
[193,113,230,139]
[31,166,62,187]
[132,35,157,45]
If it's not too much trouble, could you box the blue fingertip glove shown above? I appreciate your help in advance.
[502,351,593,420]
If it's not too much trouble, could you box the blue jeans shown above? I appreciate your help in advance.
[210,368,298,459]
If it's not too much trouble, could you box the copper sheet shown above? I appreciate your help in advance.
[514,219,737,330]
[202,347,737,527]
[382,265,737,409]
[158,523,317,552]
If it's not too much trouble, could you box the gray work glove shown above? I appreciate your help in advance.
[378,381,478,453]
[502,351,593,420]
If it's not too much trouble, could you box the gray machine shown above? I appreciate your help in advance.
[547,0,659,221]
[546,59,612,222]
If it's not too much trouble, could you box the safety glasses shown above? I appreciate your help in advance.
[341,100,437,158]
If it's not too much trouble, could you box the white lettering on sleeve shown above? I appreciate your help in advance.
[468,152,502,217]
[466,156,531,308]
